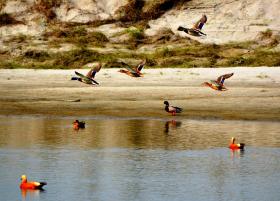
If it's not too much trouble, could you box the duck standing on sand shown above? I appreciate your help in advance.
[119,60,146,77]
[20,175,47,190]
[164,101,183,116]
[204,73,234,91]
[71,62,102,85]
[73,120,85,130]
[229,137,245,150]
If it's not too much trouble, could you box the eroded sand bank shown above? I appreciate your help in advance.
[0,67,279,120]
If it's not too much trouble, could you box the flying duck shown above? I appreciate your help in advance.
[119,60,146,77]
[71,62,102,85]
[204,73,234,91]
[178,14,207,36]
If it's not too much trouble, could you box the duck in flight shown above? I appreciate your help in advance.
[204,73,234,91]
[119,60,146,77]
[178,14,207,36]
[71,62,102,85]
[164,101,183,116]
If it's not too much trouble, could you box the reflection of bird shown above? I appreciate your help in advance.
[73,120,85,130]
[20,175,47,190]
[119,60,146,77]
[71,63,102,85]
[229,137,245,150]
[164,101,183,116]
[204,73,234,91]
[164,120,182,133]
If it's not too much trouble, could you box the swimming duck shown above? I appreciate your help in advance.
[71,63,102,85]
[164,101,183,116]
[73,120,85,129]
[20,175,47,190]
[229,137,245,150]
[204,73,234,91]
[119,60,146,77]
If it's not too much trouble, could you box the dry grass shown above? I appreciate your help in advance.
[34,0,62,21]
[0,13,21,26]
[116,0,187,24]
[1,25,280,69]
[115,0,144,22]
[45,26,109,47]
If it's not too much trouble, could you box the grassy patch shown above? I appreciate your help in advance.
[115,0,144,22]
[1,32,280,69]
[116,0,186,23]
[259,29,273,40]
[52,48,101,68]
[23,50,50,62]
[45,26,109,47]
[3,34,28,43]
[142,0,181,20]
[34,0,62,20]
[0,61,24,69]
[126,27,144,41]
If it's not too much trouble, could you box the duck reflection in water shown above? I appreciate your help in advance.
[21,189,44,200]
[230,148,245,158]
[164,120,182,134]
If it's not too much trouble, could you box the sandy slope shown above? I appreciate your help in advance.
[0,67,279,120]
[146,0,280,44]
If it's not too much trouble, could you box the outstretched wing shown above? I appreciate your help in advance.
[120,62,137,74]
[192,15,207,30]
[170,106,183,113]
[136,60,145,72]
[86,64,102,79]
[75,71,99,85]
[216,73,234,84]
[75,71,88,79]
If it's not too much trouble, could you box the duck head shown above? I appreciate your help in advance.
[230,137,236,144]
[164,101,169,106]
[21,175,27,183]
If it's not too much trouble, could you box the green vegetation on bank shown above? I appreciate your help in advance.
[0,27,279,69]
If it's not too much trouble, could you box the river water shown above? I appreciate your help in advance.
[0,116,280,201]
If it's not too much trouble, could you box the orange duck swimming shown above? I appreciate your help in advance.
[20,175,47,190]
[229,137,245,150]
[73,120,85,130]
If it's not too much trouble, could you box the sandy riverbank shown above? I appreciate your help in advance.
[0,67,279,120]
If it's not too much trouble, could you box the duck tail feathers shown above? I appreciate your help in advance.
[37,182,47,189]
[71,77,79,80]
[178,26,186,31]
[239,143,245,149]
[175,107,183,113]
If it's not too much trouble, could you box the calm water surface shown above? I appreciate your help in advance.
[0,116,280,201]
